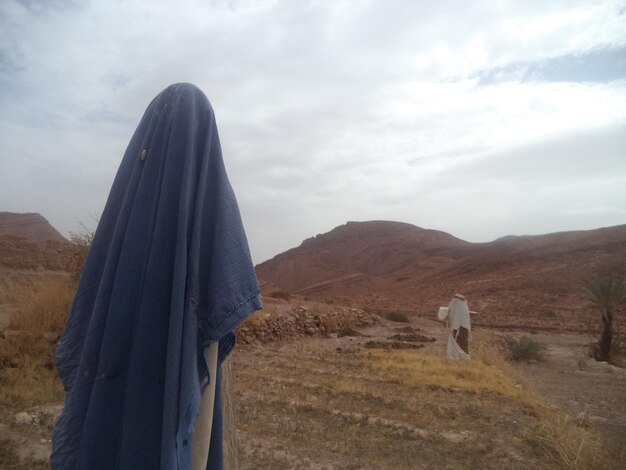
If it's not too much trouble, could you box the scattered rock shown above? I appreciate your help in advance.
[14,412,37,425]
[237,306,380,344]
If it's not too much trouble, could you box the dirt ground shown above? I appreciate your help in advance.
[513,332,626,462]
[1,314,624,468]
[233,317,626,469]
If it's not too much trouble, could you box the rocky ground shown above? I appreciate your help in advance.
[233,310,625,469]
[515,332,626,462]
[1,301,624,469]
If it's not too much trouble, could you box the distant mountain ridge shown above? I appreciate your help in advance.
[0,212,67,244]
[256,221,626,332]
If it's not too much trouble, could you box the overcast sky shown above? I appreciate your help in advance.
[1,0,625,264]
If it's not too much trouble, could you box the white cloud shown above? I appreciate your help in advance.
[1,0,625,263]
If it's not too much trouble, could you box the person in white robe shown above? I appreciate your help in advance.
[440,294,471,360]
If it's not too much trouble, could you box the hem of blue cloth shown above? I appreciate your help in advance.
[200,291,262,349]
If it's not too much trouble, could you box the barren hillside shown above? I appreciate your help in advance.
[256,221,626,332]
[257,221,471,292]
[0,213,81,272]
[0,213,66,244]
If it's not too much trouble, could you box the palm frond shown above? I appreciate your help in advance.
[583,277,626,311]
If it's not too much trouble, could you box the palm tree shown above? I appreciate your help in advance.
[583,277,625,362]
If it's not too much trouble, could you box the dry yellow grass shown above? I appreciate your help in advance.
[5,277,74,333]
[365,348,540,407]
[235,337,610,469]
[0,277,74,406]
[364,347,607,469]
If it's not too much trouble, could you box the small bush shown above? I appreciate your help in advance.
[506,336,545,362]
[525,413,606,469]
[268,290,290,302]
[382,310,410,323]
[65,220,96,282]
[320,316,337,335]
[361,307,410,322]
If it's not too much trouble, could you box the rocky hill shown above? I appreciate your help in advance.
[0,212,82,272]
[257,221,626,332]
[257,221,471,293]
[0,212,66,244]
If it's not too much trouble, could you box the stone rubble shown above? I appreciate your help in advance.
[236,305,380,345]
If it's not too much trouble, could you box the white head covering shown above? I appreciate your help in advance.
[448,296,471,332]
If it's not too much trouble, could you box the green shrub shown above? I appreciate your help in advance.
[382,310,410,323]
[506,336,545,362]
[361,307,410,322]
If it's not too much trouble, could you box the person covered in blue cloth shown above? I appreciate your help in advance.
[51,83,262,470]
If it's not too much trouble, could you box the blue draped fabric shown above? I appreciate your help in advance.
[51,83,261,469]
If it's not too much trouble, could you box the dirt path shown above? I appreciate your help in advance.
[513,332,626,461]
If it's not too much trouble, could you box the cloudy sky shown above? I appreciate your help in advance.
[1,0,625,264]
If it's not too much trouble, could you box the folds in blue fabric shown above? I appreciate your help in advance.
[51,83,262,469]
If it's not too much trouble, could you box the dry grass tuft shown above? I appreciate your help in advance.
[234,335,611,468]
[525,413,606,469]
[0,277,74,406]
[506,335,546,362]
[364,346,607,468]
[5,277,74,333]
[364,348,540,408]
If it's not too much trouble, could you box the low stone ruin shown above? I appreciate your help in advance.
[236,305,380,344]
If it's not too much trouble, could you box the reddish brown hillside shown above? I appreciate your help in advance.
[0,212,66,244]
[256,221,471,293]
[256,222,626,332]
[0,213,82,272]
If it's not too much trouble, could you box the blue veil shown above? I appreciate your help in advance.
[51,83,261,469]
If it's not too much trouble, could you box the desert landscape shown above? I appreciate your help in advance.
[1,212,625,469]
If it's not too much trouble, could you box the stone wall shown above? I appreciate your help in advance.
[237,305,380,344]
